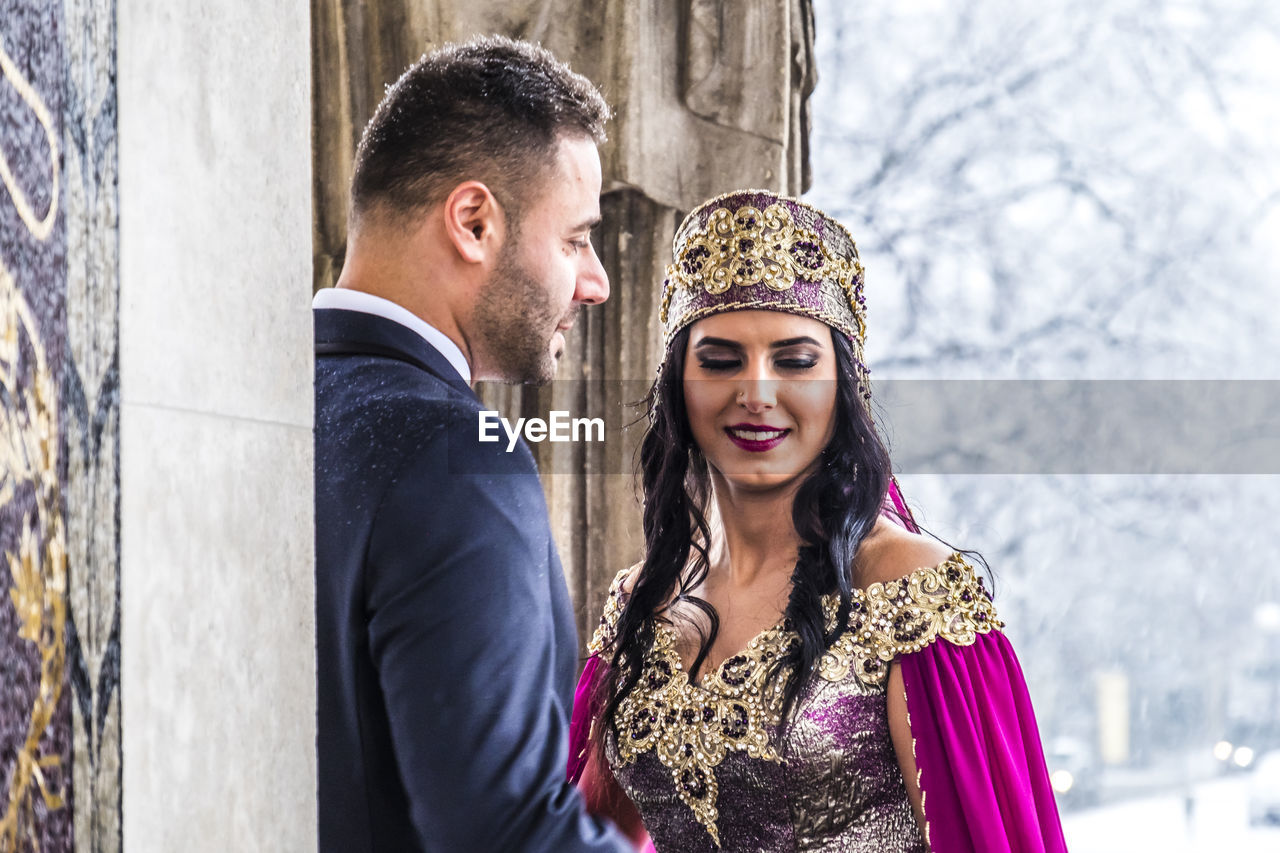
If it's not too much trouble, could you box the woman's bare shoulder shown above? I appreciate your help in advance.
[619,561,643,595]
[855,517,957,589]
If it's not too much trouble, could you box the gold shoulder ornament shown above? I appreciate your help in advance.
[587,564,639,658]
[818,552,1003,688]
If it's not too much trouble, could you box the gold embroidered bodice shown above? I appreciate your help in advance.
[589,554,1002,850]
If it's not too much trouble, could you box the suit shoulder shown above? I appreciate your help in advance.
[318,358,477,433]
[381,399,540,482]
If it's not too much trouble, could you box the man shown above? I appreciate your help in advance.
[313,37,629,852]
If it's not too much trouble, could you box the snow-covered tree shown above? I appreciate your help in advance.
[808,0,1280,791]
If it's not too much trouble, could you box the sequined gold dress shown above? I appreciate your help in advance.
[574,554,1007,853]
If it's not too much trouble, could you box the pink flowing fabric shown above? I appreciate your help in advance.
[888,477,1067,851]
[569,657,657,853]
[900,632,1068,852]
[887,477,917,531]
[567,655,604,785]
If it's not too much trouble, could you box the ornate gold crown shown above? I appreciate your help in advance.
[659,191,867,359]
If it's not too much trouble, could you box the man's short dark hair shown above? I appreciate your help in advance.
[350,35,610,228]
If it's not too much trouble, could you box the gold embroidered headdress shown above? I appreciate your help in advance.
[660,190,868,374]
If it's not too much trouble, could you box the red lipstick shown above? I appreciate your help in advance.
[724,423,790,452]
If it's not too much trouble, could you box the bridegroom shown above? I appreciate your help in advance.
[313,37,630,852]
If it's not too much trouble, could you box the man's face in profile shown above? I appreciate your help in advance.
[474,135,608,384]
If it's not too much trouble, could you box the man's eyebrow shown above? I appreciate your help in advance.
[570,215,602,232]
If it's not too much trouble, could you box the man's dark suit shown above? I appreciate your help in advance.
[314,307,625,852]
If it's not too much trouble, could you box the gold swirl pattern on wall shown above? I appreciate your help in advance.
[0,262,68,847]
[0,40,60,241]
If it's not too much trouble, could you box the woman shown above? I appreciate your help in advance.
[568,191,1068,852]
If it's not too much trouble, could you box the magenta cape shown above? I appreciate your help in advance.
[568,656,658,852]
[568,654,605,787]
[890,481,1066,851]
[900,628,1068,852]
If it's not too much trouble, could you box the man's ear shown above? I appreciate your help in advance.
[442,181,505,264]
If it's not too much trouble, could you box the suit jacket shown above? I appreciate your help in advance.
[314,307,626,852]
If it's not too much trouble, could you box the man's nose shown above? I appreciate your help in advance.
[574,240,609,305]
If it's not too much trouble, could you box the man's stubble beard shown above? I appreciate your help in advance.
[472,235,572,385]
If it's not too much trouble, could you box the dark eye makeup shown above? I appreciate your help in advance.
[696,357,741,371]
[694,351,821,372]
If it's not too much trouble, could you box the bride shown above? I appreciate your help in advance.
[568,190,1068,852]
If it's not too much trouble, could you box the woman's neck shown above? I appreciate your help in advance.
[705,474,802,590]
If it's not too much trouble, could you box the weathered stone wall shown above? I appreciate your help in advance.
[2,1,121,849]
[311,0,815,642]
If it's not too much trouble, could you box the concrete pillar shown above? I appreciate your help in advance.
[118,0,316,849]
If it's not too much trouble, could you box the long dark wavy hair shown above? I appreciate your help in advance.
[600,324,895,735]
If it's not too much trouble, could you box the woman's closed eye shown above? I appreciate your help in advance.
[696,354,820,372]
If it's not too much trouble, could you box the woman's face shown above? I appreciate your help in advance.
[682,310,839,495]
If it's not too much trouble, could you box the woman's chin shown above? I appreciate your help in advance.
[714,467,806,495]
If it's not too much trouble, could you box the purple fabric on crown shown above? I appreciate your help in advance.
[686,277,829,313]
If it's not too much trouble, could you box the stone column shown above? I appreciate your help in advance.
[117,0,316,850]
[311,0,815,642]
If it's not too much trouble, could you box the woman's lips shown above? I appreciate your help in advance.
[725,424,790,452]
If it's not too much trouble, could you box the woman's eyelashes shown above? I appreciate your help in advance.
[695,353,821,372]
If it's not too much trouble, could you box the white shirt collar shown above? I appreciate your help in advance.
[313,288,472,383]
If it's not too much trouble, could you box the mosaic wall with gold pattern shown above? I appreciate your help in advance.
[2,1,121,850]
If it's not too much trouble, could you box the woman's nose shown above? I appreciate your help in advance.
[736,378,777,412]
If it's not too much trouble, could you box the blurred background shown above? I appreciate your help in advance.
[807,1,1280,849]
